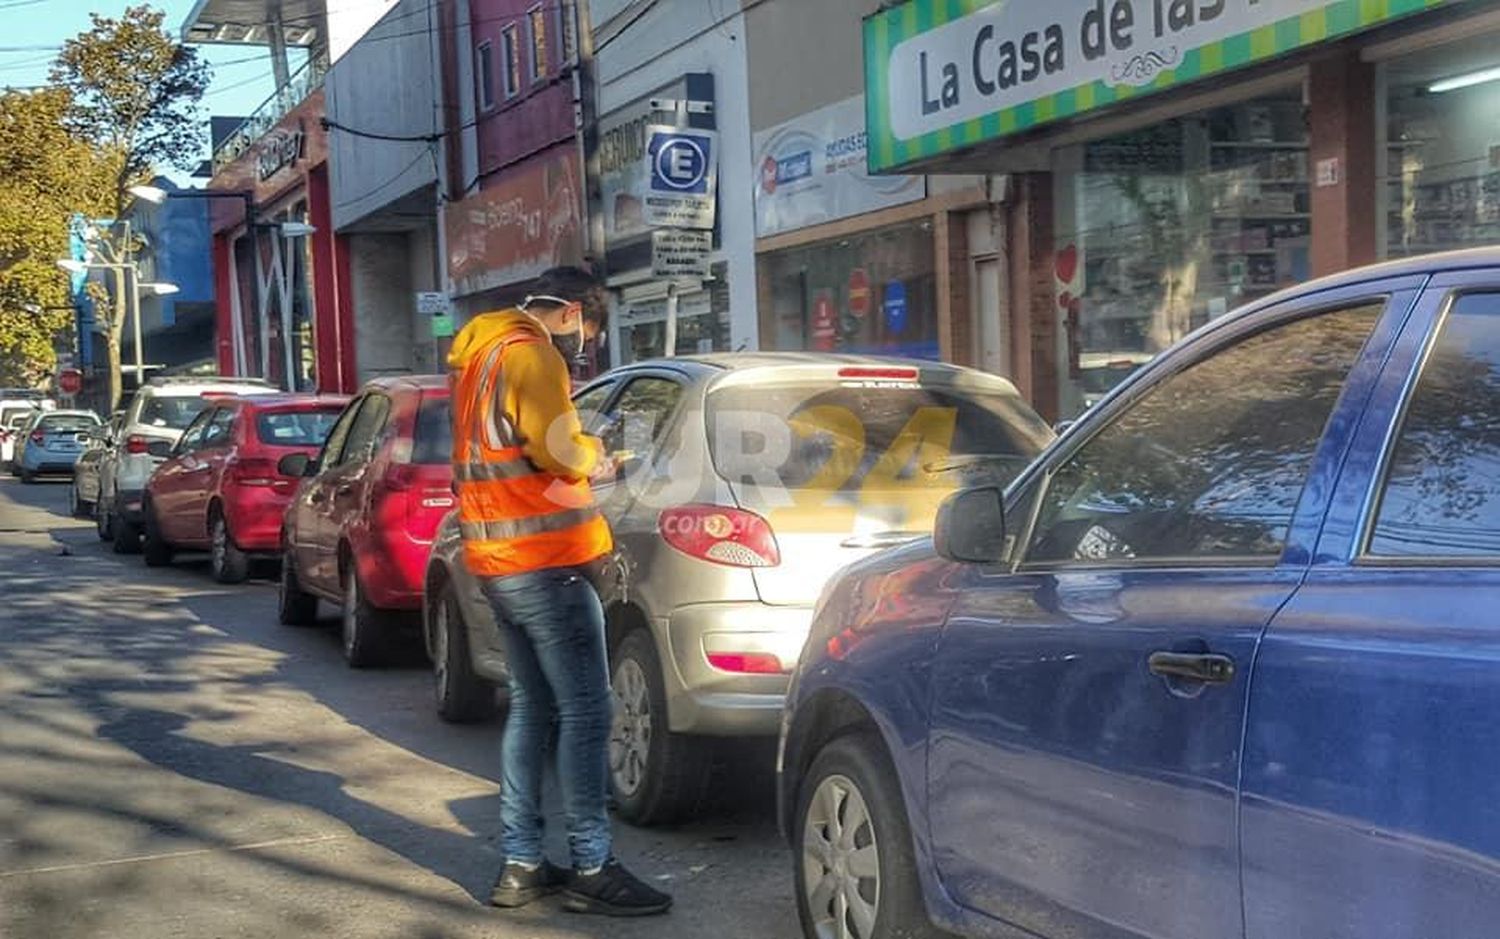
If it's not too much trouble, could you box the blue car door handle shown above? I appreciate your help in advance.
[1148,651,1236,685]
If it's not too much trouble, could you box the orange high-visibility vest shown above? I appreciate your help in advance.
[451,331,612,577]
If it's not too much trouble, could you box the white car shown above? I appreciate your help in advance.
[0,395,54,469]
[96,376,275,553]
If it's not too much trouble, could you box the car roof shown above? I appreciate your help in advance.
[363,375,448,393]
[606,351,1024,398]
[139,381,280,397]
[231,394,352,412]
[35,410,97,420]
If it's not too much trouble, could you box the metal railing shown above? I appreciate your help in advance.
[212,55,328,175]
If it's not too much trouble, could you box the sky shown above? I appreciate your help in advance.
[0,0,302,182]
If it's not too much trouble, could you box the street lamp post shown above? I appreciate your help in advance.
[56,256,178,388]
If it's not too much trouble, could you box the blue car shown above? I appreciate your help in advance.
[16,410,100,483]
[779,247,1500,939]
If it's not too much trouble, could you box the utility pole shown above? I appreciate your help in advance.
[572,0,603,271]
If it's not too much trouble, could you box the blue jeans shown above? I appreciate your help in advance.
[481,567,612,871]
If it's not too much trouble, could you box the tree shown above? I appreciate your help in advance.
[0,88,120,387]
[50,4,211,406]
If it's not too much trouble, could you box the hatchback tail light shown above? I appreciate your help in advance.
[30,431,45,446]
[229,456,277,487]
[706,652,787,674]
[124,434,151,455]
[658,505,781,568]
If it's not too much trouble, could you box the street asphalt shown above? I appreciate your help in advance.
[0,476,796,939]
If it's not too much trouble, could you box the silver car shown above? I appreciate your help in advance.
[422,354,1053,824]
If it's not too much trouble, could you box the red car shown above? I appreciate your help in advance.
[140,394,349,583]
[277,376,454,668]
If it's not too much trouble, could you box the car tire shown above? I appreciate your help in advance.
[67,483,82,518]
[794,733,934,939]
[432,579,499,723]
[19,468,34,484]
[209,511,250,585]
[96,495,113,541]
[341,564,388,668]
[141,500,174,568]
[112,503,141,555]
[609,629,714,826]
[277,542,320,627]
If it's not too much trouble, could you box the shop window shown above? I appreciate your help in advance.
[558,1,577,64]
[501,25,520,99]
[1382,32,1500,259]
[528,4,547,82]
[1053,90,1310,418]
[762,221,939,361]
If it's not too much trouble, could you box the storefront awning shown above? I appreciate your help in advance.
[863,0,1458,175]
[181,0,323,45]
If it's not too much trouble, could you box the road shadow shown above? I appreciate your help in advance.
[10,522,782,921]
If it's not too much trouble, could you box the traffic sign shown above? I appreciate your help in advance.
[58,368,83,396]
[848,268,871,319]
[415,291,451,315]
[644,126,718,230]
[651,229,712,279]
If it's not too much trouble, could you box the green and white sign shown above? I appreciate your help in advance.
[864,0,1455,173]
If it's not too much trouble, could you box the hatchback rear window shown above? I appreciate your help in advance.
[255,409,343,447]
[39,415,99,433]
[708,380,1053,492]
[141,396,211,430]
[413,396,452,465]
[3,409,37,429]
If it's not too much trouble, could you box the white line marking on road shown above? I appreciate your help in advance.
[0,832,350,879]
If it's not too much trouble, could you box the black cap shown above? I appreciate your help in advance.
[533,265,602,302]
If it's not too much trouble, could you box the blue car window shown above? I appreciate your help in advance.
[1023,301,1383,566]
[1369,291,1500,558]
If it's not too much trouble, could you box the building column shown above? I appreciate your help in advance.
[1309,49,1378,277]
[212,233,235,374]
[935,210,975,368]
[307,164,355,392]
[1007,172,1058,422]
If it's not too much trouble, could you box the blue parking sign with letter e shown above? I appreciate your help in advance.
[643,125,718,230]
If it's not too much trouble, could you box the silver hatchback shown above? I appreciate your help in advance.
[423,354,1053,824]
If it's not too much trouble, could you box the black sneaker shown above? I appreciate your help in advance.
[562,859,673,917]
[490,859,567,908]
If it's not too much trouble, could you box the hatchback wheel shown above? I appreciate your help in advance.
[141,501,174,568]
[210,512,250,584]
[795,734,931,939]
[341,567,388,668]
[112,503,141,555]
[608,630,713,826]
[19,468,35,484]
[96,496,112,541]
[432,579,499,723]
[278,544,320,627]
[66,483,81,518]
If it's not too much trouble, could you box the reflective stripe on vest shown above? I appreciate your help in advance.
[459,505,602,542]
[453,457,538,482]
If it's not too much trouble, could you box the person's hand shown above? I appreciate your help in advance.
[590,451,629,484]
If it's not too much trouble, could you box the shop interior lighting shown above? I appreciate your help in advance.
[1427,64,1500,94]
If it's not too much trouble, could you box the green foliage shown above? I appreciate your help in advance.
[50,4,212,207]
[0,87,120,385]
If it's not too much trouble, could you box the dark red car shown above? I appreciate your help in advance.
[277,376,454,667]
[141,394,349,582]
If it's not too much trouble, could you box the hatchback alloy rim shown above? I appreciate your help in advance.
[212,520,227,572]
[803,774,881,939]
[609,658,651,797]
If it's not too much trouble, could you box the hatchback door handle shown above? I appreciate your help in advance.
[1148,652,1235,685]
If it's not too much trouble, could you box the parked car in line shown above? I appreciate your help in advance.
[14,410,100,482]
[97,376,276,554]
[0,393,54,461]
[139,394,348,583]
[69,410,123,518]
[778,248,1500,939]
[422,354,1054,825]
[1,410,38,470]
[278,377,455,667]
